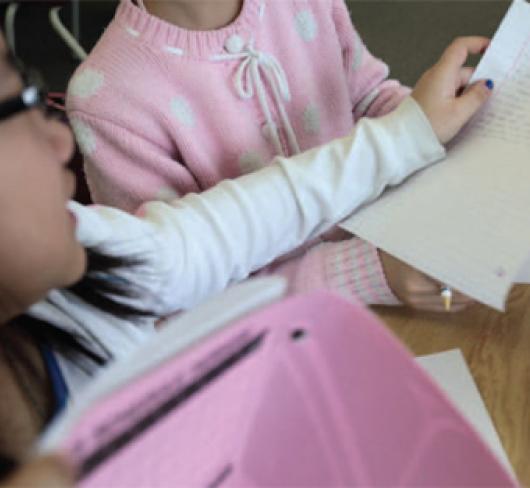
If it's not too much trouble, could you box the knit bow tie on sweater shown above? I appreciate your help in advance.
[212,40,301,156]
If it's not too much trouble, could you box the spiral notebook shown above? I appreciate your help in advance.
[341,0,530,310]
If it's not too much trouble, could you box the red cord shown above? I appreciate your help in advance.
[47,92,66,112]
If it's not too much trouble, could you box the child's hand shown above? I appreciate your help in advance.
[412,36,493,144]
[379,250,475,312]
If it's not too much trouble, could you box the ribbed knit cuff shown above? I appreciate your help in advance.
[365,85,411,118]
[320,238,401,305]
[263,238,401,306]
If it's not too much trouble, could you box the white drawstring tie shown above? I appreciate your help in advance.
[212,39,300,156]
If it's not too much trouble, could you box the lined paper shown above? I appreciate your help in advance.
[341,0,530,310]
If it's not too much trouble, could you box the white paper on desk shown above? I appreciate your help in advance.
[416,349,515,478]
[340,0,530,310]
[515,255,530,283]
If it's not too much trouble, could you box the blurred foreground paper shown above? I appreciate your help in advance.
[416,349,514,477]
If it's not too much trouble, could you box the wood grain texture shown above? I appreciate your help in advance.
[373,285,530,485]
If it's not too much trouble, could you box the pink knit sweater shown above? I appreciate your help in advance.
[67,0,409,305]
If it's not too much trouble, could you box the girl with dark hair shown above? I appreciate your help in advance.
[0,28,491,484]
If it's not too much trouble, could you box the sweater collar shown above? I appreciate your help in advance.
[115,0,262,59]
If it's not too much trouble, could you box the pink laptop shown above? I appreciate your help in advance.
[44,284,515,486]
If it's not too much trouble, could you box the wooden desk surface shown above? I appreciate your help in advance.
[373,285,530,485]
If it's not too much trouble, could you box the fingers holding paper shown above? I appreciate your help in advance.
[379,251,475,313]
[412,36,493,144]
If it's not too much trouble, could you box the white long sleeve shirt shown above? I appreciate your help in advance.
[29,97,445,397]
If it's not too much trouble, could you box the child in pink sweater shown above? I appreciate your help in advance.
[67,0,475,311]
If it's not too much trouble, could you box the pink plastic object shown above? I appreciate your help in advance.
[61,292,515,486]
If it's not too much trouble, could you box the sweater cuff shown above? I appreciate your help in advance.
[263,237,401,306]
[317,238,401,305]
[364,85,412,118]
[282,238,400,305]
[328,238,401,305]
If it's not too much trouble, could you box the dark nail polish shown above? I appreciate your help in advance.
[486,79,494,90]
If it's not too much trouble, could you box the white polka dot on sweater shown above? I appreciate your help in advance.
[126,26,140,37]
[171,97,195,127]
[164,46,184,56]
[295,10,318,42]
[71,119,96,155]
[155,186,179,202]
[239,151,266,174]
[69,69,105,99]
[303,103,320,134]
[259,1,266,20]
[351,36,364,72]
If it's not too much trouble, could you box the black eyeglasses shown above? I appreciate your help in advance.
[0,51,49,122]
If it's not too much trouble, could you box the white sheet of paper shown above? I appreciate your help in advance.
[341,0,530,310]
[515,255,530,283]
[416,349,515,478]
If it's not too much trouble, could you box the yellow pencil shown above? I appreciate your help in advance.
[440,286,453,311]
